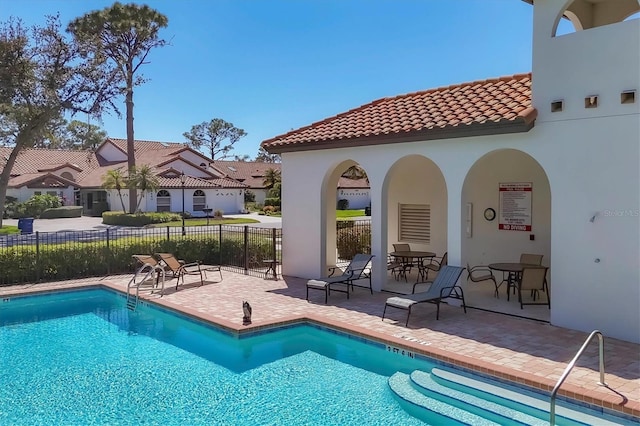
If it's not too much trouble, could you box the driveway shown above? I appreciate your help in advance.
[2,212,281,233]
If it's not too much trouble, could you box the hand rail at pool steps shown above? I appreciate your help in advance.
[126,262,166,310]
[550,330,606,425]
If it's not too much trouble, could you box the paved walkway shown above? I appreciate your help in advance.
[1,271,638,421]
[2,212,281,233]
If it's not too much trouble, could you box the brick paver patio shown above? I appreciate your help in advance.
[2,270,638,421]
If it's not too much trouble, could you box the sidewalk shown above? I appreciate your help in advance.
[3,212,281,233]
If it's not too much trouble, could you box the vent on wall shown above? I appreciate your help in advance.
[398,203,430,244]
[584,95,598,108]
[621,90,636,104]
[551,100,564,112]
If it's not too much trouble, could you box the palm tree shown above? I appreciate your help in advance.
[102,169,128,213]
[128,165,160,213]
[263,168,281,190]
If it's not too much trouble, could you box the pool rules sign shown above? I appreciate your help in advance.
[499,182,532,231]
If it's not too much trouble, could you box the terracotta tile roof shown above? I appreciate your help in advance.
[107,138,188,155]
[156,175,247,189]
[262,73,536,153]
[338,177,369,189]
[210,160,281,189]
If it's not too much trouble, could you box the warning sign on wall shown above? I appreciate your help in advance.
[499,182,532,231]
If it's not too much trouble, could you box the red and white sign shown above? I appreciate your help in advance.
[499,182,532,231]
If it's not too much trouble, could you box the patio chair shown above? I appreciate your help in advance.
[419,251,448,281]
[393,243,415,277]
[387,254,405,281]
[507,253,545,296]
[131,254,166,291]
[517,266,550,309]
[154,252,204,290]
[466,262,500,298]
[306,253,374,303]
[382,265,466,326]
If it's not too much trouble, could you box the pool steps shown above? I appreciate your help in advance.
[389,368,623,425]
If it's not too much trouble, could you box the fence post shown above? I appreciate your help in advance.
[35,231,40,283]
[166,226,170,241]
[218,224,222,264]
[106,228,110,248]
[243,226,249,275]
[271,227,278,280]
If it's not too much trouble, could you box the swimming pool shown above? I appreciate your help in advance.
[0,289,634,425]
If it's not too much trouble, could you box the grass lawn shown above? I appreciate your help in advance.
[336,209,365,218]
[148,217,260,227]
[0,225,19,235]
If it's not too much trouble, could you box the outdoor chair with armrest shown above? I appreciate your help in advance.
[306,254,374,303]
[392,243,416,277]
[506,253,545,296]
[154,252,204,290]
[517,266,550,309]
[382,265,466,326]
[466,262,500,298]
[419,251,448,281]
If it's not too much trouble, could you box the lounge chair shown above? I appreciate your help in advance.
[382,265,466,326]
[131,254,166,292]
[306,254,374,303]
[154,253,204,290]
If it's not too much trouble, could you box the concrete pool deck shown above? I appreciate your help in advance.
[1,270,638,421]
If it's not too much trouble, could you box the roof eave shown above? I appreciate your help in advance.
[265,117,536,154]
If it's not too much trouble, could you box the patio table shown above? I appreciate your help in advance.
[488,263,546,298]
[390,251,436,282]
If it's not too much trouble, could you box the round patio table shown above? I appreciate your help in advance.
[390,251,436,282]
[488,263,545,298]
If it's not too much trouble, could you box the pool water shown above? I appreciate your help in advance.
[0,289,431,425]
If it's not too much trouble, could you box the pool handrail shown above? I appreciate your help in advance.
[549,330,606,425]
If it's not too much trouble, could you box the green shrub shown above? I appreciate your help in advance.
[40,206,83,219]
[336,224,371,260]
[337,198,349,210]
[102,211,182,226]
[264,198,281,207]
[12,194,62,218]
[244,190,255,203]
[214,209,224,218]
[91,201,109,217]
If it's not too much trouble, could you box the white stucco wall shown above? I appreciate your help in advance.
[96,142,127,162]
[108,188,244,215]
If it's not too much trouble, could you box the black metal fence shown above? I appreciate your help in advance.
[336,219,371,264]
[0,225,282,286]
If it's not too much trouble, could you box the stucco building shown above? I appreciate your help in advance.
[262,0,640,343]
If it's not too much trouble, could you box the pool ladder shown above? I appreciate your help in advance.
[126,263,166,310]
[549,330,606,425]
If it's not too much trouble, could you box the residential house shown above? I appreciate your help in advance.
[2,138,247,216]
[262,0,640,344]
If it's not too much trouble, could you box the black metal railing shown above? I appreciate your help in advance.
[0,225,282,286]
[336,219,371,264]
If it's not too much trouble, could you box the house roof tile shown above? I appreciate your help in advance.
[262,73,536,153]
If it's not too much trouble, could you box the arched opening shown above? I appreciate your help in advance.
[156,190,171,212]
[381,155,447,292]
[461,149,551,320]
[193,190,206,211]
[553,0,640,36]
[320,160,371,274]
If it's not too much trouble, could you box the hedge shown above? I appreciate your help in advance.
[336,224,371,260]
[102,211,182,226]
[40,206,83,219]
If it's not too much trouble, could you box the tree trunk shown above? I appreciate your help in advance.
[126,67,137,214]
[0,144,23,229]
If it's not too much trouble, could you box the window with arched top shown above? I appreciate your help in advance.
[60,171,74,181]
[156,190,171,212]
[193,190,206,211]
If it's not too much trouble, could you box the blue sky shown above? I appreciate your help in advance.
[2,0,535,159]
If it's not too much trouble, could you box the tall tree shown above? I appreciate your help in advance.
[62,120,107,150]
[183,118,247,160]
[263,168,281,190]
[233,154,250,162]
[255,146,281,163]
[0,15,118,228]
[68,2,168,213]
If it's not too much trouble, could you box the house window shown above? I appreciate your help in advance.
[193,190,206,211]
[34,191,42,196]
[398,203,430,244]
[61,171,74,181]
[46,191,57,196]
[156,190,171,212]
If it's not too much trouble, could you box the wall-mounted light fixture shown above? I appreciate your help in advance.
[589,212,599,223]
